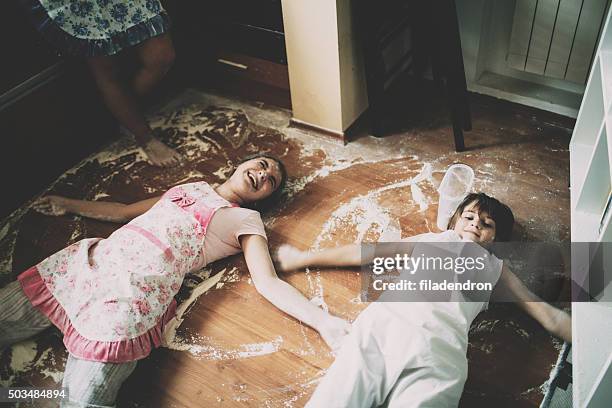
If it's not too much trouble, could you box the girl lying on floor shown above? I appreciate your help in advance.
[0,154,350,408]
[276,192,571,408]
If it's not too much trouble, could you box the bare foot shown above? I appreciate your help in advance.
[275,245,308,272]
[142,138,181,167]
[32,196,69,216]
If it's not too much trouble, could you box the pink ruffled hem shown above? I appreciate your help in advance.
[18,266,177,363]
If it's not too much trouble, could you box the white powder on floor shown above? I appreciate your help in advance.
[305,267,329,313]
[171,170,207,186]
[1,340,39,387]
[33,346,64,383]
[312,163,434,248]
[68,223,83,244]
[9,340,38,372]
[293,163,435,330]
[233,336,283,359]
[91,192,110,200]
[168,333,283,361]
[212,161,233,180]
[165,265,288,361]
[0,221,11,242]
[163,268,228,347]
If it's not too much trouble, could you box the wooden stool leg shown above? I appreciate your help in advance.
[364,47,387,137]
[445,77,466,152]
[357,0,388,137]
[438,0,469,150]
[447,0,472,132]
[463,99,472,131]
[451,100,466,152]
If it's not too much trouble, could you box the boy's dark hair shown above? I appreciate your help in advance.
[233,153,288,212]
[447,192,515,241]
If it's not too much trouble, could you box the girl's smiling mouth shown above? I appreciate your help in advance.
[247,171,258,190]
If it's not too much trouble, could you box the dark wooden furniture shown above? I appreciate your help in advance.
[356,0,471,151]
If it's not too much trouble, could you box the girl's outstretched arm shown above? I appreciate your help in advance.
[33,195,161,223]
[241,234,351,351]
[494,265,571,343]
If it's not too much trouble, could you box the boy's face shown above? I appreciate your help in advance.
[453,202,497,243]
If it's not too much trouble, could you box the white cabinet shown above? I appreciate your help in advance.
[570,4,612,407]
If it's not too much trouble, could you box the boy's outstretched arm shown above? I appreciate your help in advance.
[494,265,571,343]
[275,244,362,272]
[275,241,417,272]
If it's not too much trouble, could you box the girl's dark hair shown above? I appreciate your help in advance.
[233,153,288,212]
[447,192,515,241]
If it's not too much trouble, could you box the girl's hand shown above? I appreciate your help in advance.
[32,196,70,216]
[275,245,308,272]
[317,314,351,352]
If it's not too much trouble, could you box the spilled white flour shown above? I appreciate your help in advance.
[9,341,37,373]
[1,342,37,387]
[167,333,284,361]
[164,266,286,360]
[163,268,229,348]
[292,163,435,335]
[313,163,434,247]
[234,336,283,358]
[306,267,329,313]
[34,346,64,383]
[171,170,207,186]
[1,340,66,388]
[212,161,234,180]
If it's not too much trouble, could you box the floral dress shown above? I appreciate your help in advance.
[23,0,170,56]
[18,182,240,363]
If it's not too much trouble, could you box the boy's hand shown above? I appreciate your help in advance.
[318,314,351,353]
[32,196,70,216]
[275,245,308,272]
[553,309,572,343]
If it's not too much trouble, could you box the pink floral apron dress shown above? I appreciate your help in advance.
[18,182,234,363]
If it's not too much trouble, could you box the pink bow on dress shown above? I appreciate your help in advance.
[168,190,195,207]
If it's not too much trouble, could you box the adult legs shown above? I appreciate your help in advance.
[87,49,180,167]
[132,33,176,96]
[0,280,52,348]
[61,354,137,408]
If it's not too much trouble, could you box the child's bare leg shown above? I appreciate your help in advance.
[87,55,180,167]
[132,33,176,96]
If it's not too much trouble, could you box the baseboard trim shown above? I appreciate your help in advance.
[289,118,347,144]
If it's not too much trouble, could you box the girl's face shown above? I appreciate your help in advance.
[452,202,497,244]
[228,157,282,204]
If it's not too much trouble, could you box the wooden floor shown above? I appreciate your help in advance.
[0,88,573,407]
